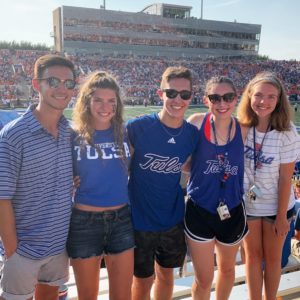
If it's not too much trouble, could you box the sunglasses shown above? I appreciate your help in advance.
[38,76,76,90]
[162,89,192,100]
[207,92,236,104]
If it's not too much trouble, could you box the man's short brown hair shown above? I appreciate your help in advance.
[160,66,192,90]
[33,54,76,80]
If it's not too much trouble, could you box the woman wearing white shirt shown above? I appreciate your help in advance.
[237,72,300,300]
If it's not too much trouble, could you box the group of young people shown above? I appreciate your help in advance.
[0,54,299,300]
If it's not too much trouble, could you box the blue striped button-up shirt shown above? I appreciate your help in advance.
[0,106,73,259]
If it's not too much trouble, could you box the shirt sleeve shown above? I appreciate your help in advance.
[126,118,143,148]
[279,125,300,164]
[186,121,200,152]
[126,119,135,147]
[0,133,22,200]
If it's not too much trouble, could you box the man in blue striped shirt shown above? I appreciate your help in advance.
[0,55,76,300]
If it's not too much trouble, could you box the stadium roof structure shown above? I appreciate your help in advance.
[141,3,192,19]
[52,5,261,59]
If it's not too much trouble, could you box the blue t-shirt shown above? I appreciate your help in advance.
[127,113,199,231]
[188,113,244,213]
[73,127,130,207]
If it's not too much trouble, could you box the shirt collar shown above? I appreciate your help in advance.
[23,104,70,137]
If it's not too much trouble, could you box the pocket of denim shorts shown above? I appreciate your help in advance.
[70,210,89,226]
[117,206,132,222]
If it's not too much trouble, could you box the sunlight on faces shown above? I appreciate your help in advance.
[90,88,117,130]
[205,83,237,119]
[159,78,192,121]
[36,66,75,111]
[250,83,279,121]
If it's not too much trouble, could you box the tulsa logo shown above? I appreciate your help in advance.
[204,159,238,175]
[244,145,274,167]
[74,142,130,160]
[139,153,182,173]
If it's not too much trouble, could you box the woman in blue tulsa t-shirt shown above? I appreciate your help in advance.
[66,71,134,300]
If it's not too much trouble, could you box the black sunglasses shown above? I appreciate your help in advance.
[38,76,76,90]
[162,89,192,101]
[207,92,236,104]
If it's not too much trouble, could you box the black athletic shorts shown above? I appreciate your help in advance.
[134,223,186,278]
[184,197,248,245]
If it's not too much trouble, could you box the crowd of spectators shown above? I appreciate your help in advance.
[0,49,299,106]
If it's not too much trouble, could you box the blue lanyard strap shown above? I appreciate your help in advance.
[210,117,233,146]
[253,124,270,175]
[210,117,233,193]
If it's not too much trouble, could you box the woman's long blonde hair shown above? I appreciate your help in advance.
[73,71,125,157]
[237,72,291,131]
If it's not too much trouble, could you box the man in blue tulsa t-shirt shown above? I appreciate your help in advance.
[0,54,76,300]
[127,66,199,300]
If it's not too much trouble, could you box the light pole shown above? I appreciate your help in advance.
[200,0,203,19]
[100,0,106,9]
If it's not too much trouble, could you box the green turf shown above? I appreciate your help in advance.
[64,105,207,121]
[64,105,300,128]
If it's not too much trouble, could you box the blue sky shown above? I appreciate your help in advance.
[0,0,299,60]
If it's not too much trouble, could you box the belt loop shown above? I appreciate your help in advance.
[113,209,118,221]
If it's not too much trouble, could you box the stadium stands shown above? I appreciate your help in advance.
[0,49,299,107]
[54,5,260,58]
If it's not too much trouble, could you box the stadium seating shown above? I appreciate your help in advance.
[0,49,299,107]
[65,253,300,299]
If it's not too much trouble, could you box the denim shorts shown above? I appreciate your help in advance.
[67,205,135,259]
[134,223,186,278]
[247,206,295,223]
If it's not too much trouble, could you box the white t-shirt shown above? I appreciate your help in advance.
[244,124,300,216]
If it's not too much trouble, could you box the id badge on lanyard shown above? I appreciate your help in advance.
[247,125,269,201]
[217,201,231,220]
[211,117,233,221]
